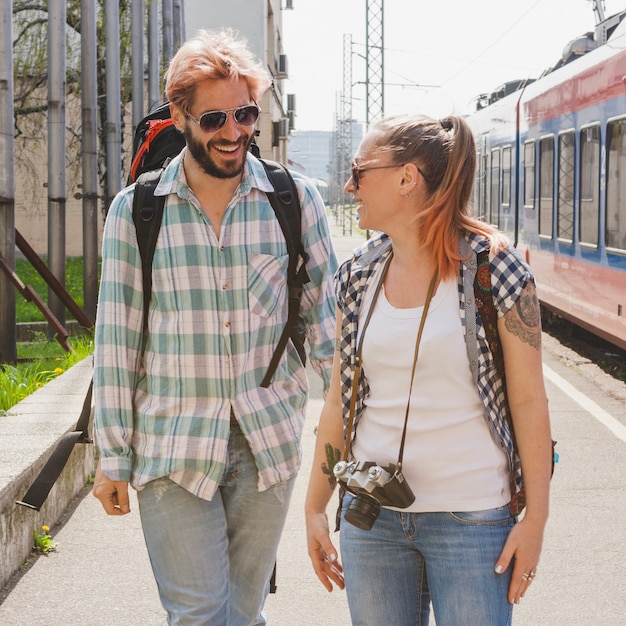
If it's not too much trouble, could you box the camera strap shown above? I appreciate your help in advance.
[342,255,438,475]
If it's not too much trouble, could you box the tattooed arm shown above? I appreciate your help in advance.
[304,307,346,592]
[495,279,553,604]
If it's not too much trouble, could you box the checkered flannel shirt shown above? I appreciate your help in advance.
[334,230,534,504]
[94,151,337,500]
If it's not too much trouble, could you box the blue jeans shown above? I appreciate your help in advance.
[137,418,296,626]
[340,494,514,626]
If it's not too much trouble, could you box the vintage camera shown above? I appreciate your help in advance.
[333,460,415,530]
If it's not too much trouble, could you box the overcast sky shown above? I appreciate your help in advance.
[282,0,624,132]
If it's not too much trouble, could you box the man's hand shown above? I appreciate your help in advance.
[93,464,131,515]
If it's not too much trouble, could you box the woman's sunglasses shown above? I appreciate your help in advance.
[350,162,429,190]
[350,163,402,190]
[187,104,260,133]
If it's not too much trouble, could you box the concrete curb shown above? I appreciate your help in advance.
[0,357,95,590]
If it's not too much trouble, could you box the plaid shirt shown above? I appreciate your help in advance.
[94,151,337,500]
[335,231,533,503]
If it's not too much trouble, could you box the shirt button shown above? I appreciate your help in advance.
[222,284,228,290]
[224,321,230,328]
[231,471,238,478]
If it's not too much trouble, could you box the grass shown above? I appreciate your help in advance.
[1,256,96,413]
[15,257,96,322]
[0,332,94,413]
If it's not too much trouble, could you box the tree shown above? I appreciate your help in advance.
[12,0,137,216]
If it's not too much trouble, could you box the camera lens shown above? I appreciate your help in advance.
[344,494,381,531]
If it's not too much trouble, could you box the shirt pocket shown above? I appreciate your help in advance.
[248,252,288,318]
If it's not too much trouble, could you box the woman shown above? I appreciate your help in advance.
[304,114,553,625]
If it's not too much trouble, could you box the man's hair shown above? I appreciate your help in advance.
[370,114,506,279]
[165,29,272,112]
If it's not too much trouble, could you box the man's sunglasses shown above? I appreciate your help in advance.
[187,104,260,133]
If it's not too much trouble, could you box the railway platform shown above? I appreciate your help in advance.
[1,225,625,625]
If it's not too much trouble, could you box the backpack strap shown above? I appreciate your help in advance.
[259,159,310,388]
[132,167,167,335]
[474,248,556,516]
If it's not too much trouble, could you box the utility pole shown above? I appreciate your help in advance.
[341,33,354,235]
[366,0,384,127]
[47,0,67,332]
[0,0,16,363]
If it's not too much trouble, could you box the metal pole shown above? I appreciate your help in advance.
[365,0,384,127]
[81,0,99,323]
[0,0,16,363]
[105,0,122,209]
[162,0,174,71]
[132,0,145,131]
[47,0,67,333]
[173,0,183,51]
[148,0,161,109]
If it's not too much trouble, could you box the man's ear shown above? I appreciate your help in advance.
[170,102,186,132]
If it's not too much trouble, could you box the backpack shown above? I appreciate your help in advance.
[129,102,309,388]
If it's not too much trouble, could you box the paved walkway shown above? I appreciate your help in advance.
[2,224,626,625]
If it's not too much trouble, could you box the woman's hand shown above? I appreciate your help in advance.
[494,515,546,604]
[306,510,345,592]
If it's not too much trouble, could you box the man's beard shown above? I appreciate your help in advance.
[184,123,253,179]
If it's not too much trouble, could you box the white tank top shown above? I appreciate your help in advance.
[353,272,510,512]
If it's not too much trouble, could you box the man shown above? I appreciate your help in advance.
[93,29,337,625]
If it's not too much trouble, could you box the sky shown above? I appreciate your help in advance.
[282,0,625,132]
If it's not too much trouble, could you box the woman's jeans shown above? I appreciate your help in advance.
[137,418,296,626]
[340,494,514,626]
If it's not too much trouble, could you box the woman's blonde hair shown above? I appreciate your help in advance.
[371,114,507,280]
[165,29,271,112]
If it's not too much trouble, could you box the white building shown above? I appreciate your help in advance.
[184,0,294,164]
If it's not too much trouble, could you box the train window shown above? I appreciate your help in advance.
[490,148,500,226]
[606,119,626,251]
[523,142,535,209]
[557,131,575,242]
[502,147,511,208]
[539,137,554,237]
[481,151,488,221]
[579,125,600,246]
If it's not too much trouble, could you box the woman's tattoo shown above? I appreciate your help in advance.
[321,443,341,488]
[504,282,541,349]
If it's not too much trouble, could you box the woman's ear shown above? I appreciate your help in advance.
[400,163,419,196]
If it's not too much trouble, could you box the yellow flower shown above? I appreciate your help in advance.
[42,525,49,532]
[54,367,63,374]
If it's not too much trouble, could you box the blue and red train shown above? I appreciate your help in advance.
[467,9,626,350]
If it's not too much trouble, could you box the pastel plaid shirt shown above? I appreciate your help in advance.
[335,231,534,504]
[94,151,337,500]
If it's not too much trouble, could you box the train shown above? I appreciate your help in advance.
[466,9,626,351]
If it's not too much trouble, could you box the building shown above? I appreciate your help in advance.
[184,0,295,164]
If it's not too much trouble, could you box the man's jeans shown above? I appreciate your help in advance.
[137,418,296,626]
[340,494,514,626]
